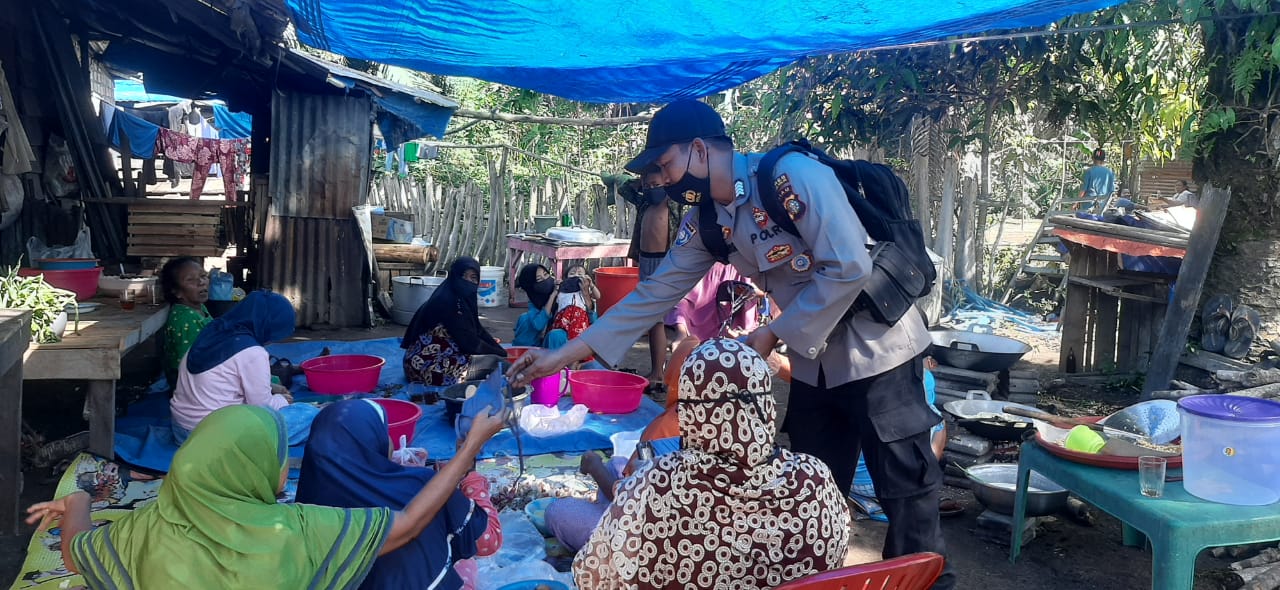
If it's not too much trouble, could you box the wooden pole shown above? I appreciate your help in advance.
[936,157,957,281]
[1142,186,1231,399]
[957,175,977,284]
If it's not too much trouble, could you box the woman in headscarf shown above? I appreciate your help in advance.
[574,338,849,590]
[512,263,557,347]
[402,257,506,385]
[169,290,296,443]
[25,404,508,589]
[297,400,502,590]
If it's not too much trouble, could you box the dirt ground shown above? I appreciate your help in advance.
[0,304,1243,589]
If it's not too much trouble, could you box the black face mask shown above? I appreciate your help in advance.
[532,277,556,296]
[664,147,711,206]
[642,187,667,205]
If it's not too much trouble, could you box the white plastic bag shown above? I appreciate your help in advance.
[518,404,588,438]
[27,224,92,263]
[390,436,430,467]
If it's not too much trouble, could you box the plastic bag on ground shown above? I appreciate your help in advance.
[518,404,588,438]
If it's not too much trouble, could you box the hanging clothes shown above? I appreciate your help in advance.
[212,104,252,139]
[158,128,244,200]
[106,108,160,159]
[166,100,195,184]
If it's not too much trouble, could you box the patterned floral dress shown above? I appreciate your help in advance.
[403,325,471,386]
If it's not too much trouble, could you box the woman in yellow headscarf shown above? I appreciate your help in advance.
[26,404,505,589]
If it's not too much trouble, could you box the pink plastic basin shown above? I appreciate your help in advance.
[18,267,101,301]
[569,369,646,414]
[371,398,422,450]
[300,354,385,394]
[505,346,536,365]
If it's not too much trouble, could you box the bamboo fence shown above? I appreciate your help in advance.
[368,154,635,276]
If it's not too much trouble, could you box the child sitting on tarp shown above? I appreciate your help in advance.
[160,257,211,392]
[545,265,600,360]
[512,264,558,347]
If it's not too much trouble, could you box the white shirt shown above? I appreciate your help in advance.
[169,346,289,431]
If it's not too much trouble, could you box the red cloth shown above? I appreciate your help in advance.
[1053,228,1186,258]
[158,129,245,200]
[458,471,502,556]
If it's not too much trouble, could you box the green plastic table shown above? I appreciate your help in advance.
[1010,442,1280,590]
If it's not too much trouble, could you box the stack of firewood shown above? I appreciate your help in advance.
[1151,368,1280,401]
[1217,543,1280,589]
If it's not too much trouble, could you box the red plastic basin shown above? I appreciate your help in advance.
[569,369,646,414]
[300,354,385,394]
[371,398,422,450]
[18,267,101,301]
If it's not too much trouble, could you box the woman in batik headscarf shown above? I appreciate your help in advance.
[25,404,506,590]
[573,338,849,590]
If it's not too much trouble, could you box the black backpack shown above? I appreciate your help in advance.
[698,139,935,326]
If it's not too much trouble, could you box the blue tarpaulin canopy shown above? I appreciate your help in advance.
[286,0,1124,103]
[113,79,185,103]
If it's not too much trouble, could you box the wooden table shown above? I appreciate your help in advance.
[22,299,169,460]
[0,310,31,535]
[1010,442,1280,590]
[505,235,632,307]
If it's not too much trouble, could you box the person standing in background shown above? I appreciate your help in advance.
[623,170,679,396]
[1079,147,1115,212]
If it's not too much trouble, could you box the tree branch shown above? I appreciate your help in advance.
[452,108,654,127]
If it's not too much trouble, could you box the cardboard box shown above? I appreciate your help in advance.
[371,212,414,243]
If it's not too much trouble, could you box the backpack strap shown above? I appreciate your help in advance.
[696,196,732,263]
[755,140,812,238]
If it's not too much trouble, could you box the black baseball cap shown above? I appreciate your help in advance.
[624,100,727,174]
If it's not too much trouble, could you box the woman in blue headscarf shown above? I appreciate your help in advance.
[402,257,505,385]
[297,400,502,590]
[170,291,297,442]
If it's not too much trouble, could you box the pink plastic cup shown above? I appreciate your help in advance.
[531,369,567,407]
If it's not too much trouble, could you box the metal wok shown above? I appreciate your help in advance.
[929,330,1031,372]
[944,399,1041,442]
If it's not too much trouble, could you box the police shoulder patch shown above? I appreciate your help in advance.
[791,251,813,272]
[765,244,793,263]
[674,220,696,247]
[783,194,806,221]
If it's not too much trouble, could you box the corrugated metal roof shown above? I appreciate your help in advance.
[260,215,367,328]
[289,49,457,109]
[269,91,372,219]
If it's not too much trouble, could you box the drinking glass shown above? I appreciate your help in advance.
[1138,456,1167,498]
[119,289,136,311]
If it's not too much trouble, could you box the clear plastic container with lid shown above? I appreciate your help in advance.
[1177,395,1280,505]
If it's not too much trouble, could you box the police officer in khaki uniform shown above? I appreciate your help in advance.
[509,100,953,589]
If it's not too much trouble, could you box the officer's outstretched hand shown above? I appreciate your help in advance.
[506,339,593,388]
[745,325,780,360]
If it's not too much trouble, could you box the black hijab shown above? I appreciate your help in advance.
[517,264,555,310]
[400,257,502,358]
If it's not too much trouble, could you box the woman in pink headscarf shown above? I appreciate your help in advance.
[573,338,849,590]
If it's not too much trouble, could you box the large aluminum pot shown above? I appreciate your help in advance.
[392,275,445,315]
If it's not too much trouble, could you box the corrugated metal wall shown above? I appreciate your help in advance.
[269,92,372,219]
[260,91,373,327]
[260,215,366,327]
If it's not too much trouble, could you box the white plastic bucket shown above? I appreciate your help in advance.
[392,276,445,314]
[477,266,504,308]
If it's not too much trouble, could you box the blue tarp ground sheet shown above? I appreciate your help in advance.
[285,0,1125,103]
[113,337,661,473]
